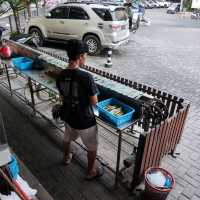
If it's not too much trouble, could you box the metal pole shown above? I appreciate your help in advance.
[105,48,113,68]
[115,130,122,187]
[4,64,13,96]
[8,16,13,33]
[180,0,184,12]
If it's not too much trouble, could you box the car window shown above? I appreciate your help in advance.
[92,8,113,21]
[50,7,68,19]
[112,8,128,21]
[69,7,89,20]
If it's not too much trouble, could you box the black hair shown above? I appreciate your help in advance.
[66,39,88,61]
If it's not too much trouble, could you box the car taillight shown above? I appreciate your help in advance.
[109,24,121,31]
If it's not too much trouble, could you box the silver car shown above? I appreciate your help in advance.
[27,2,129,55]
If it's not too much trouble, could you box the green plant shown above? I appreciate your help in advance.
[0,0,41,33]
[0,0,24,33]
[183,0,192,11]
[10,31,19,38]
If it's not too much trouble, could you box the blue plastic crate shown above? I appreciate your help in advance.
[97,98,135,127]
[12,57,33,70]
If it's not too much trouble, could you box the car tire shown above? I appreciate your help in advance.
[29,28,44,47]
[83,35,101,56]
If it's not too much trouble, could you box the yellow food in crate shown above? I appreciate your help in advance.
[104,105,124,116]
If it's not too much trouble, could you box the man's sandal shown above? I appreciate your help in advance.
[85,166,105,180]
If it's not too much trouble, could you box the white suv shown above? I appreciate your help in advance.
[27,2,129,55]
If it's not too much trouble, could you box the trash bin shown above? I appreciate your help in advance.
[143,167,175,200]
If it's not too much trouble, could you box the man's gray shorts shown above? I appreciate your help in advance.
[64,123,98,151]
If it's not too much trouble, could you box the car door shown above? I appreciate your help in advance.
[44,6,69,39]
[62,6,90,40]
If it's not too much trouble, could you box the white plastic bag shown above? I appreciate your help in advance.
[0,175,37,200]
[147,171,166,187]
[0,191,21,200]
[16,175,37,197]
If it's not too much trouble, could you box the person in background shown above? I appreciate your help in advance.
[124,2,133,30]
[139,3,146,22]
[56,39,103,180]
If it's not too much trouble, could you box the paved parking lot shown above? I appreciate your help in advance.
[41,8,200,200]
[43,9,200,103]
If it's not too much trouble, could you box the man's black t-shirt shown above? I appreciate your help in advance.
[56,68,98,130]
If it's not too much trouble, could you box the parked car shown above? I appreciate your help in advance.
[151,0,161,8]
[143,0,154,8]
[163,1,171,8]
[156,0,166,8]
[115,0,124,6]
[167,3,180,14]
[146,0,157,8]
[27,2,129,55]
[191,10,200,19]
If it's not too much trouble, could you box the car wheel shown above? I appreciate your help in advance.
[29,28,44,46]
[83,35,101,56]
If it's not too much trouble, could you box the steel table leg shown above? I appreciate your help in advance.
[115,130,122,187]
[28,78,36,115]
[4,64,12,96]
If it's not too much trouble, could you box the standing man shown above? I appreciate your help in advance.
[139,3,146,22]
[56,40,102,180]
[124,2,133,30]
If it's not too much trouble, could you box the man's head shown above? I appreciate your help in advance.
[66,40,88,66]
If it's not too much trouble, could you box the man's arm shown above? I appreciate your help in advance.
[90,95,98,105]
[88,74,99,105]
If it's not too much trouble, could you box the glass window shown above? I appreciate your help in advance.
[51,7,68,19]
[92,8,113,21]
[112,8,128,21]
[69,7,89,20]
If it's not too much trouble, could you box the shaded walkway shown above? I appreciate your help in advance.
[0,86,135,200]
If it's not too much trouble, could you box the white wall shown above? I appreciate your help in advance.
[192,0,200,8]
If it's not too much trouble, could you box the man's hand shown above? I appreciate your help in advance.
[58,95,64,103]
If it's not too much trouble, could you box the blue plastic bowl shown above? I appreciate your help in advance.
[97,98,135,127]
[12,57,33,70]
